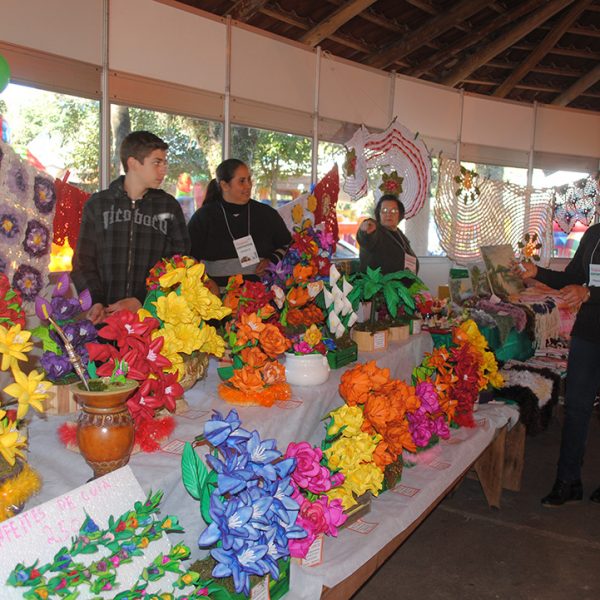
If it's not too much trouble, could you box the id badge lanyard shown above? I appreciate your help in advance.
[220,202,260,267]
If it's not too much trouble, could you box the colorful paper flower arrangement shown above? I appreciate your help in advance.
[7,490,216,599]
[220,277,291,406]
[32,272,97,383]
[0,272,48,520]
[182,409,306,596]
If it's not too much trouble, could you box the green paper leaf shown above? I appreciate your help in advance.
[31,325,61,354]
[181,442,208,501]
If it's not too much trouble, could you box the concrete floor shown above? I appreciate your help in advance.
[354,407,600,600]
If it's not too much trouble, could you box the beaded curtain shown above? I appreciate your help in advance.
[342,121,431,219]
[0,140,57,305]
[552,176,599,234]
[435,158,554,266]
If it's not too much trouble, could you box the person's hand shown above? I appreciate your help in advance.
[204,277,220,297]
[360,218,377,235]
[560,284,589,307]
[512,260,537,280]
[87,302,106,325]
[106,297,142,315]
[254,258,271,277]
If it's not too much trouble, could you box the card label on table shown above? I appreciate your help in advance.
[161,439,187,455]
[302,534,323,566]
[347,519,378,534]
[276,396,303,409]
[429,460,451,470]
[373,331,386,350]
[390,484,420,498]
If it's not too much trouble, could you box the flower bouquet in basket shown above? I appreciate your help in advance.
[143,255,231,388]
[0,273,49,520]
[219,277,291,407]
[181,409,306,598]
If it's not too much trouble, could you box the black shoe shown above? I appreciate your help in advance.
[541,479,583,507]
[591,486,600,503]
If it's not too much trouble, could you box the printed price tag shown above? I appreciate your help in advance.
[347,519,378,534]
[373,331,386,350]
[250,574,270,600]
[390,485,420,497]
[302,534,323,567]
[161,439,186,455]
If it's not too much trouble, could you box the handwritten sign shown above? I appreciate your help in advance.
[0,466,172,599]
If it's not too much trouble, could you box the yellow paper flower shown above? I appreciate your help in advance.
[0,420,26,466]
[327,405,364,438]
[324,432,380,472]
[458,320,487,353]
[326,485,357,511]
[4,368,51,419]
[155,293,195,325]
[0,324,33,371]
[181,279,231,321]
[344,463,384,497]
[197,324,227,357]
[137,307,155,321]
[303,324,322,347]
[155,325,184,355]
[291,203,304,224]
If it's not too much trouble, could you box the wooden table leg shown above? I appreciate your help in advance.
[474,425,507,509]
[503,421,525,492]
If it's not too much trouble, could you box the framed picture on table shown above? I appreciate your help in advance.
[480,244,525,298]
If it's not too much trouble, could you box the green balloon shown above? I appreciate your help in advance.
[0,54,10,93]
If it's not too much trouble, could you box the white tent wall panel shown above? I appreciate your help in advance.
[231,27,315,115]
[0,0,103,65]
[319,56,391,131]
[535,105,600,158]
[109,0,227,94]
[462,95,532,151]
[393,76,461,144]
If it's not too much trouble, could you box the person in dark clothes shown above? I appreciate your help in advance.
[357,194,419,275]
[516,222,600,506]
[72,131,191,325]
[188,158,291,289]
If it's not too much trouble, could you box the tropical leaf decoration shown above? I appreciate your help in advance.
[348,267,427,328]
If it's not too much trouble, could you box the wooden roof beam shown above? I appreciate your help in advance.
[228,0,270,22]
[405,0,546,78]
[494,0,592,98]
[440,0,576,87]
[552,61,600,105]
[300,0,378,47]
[364,0,484,69]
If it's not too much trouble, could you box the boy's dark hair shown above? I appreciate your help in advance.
[204,158,247,205]
[375,194,405,223]
[120,131,169,172]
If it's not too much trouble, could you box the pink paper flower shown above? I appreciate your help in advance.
[416,380,440,414]
[285,441,332,494]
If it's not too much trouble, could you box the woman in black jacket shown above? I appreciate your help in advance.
[517,222,600,506]
[356,194,418,274]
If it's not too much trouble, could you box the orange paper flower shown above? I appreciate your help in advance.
[235,312,266,347]
[293,264,316,282]
[261,361,286,385]
[218,381,291,407]
[287,286,309,308]
[229,365,265,393]
[240,346,268,368]
[339,361,391,406]
[259,324,291,358]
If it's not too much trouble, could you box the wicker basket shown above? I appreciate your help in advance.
[179,352,210,391]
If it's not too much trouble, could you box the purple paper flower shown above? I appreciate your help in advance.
[33,176,56,214]
[408,410,435,448]
[0,213,20,241]
[50,296,82,321]
[415,380,440,414]
[23,219,51,258]
[12,264,43,301]
[7,163,30,201]
[40,352,73,381]
[433,415,450,440]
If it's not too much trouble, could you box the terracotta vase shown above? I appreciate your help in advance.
[72,380,138,479]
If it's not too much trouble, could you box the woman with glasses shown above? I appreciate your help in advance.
[356,194,419,274]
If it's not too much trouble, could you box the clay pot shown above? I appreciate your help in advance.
[72,379,138,479]
[285,352,330,386]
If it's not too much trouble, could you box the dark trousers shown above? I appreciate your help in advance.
[557,336,600,482]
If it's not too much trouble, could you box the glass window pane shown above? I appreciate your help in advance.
[110,104,223,221]
[231,125,311,207]
[1,83,100,192]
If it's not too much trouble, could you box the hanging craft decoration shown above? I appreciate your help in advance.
[454,164,481,204]
[379,170,404,196]
[517,232,542,263]
[552,176,600,234]
[435,157,553,265]
[0,141,57,304]
[342,120,431,219]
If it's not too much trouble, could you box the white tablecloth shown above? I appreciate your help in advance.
[24,333,518,598]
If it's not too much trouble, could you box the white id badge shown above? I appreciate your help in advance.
[233,235,260,267]
[404,254,417,274]
[589,263,600,287]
